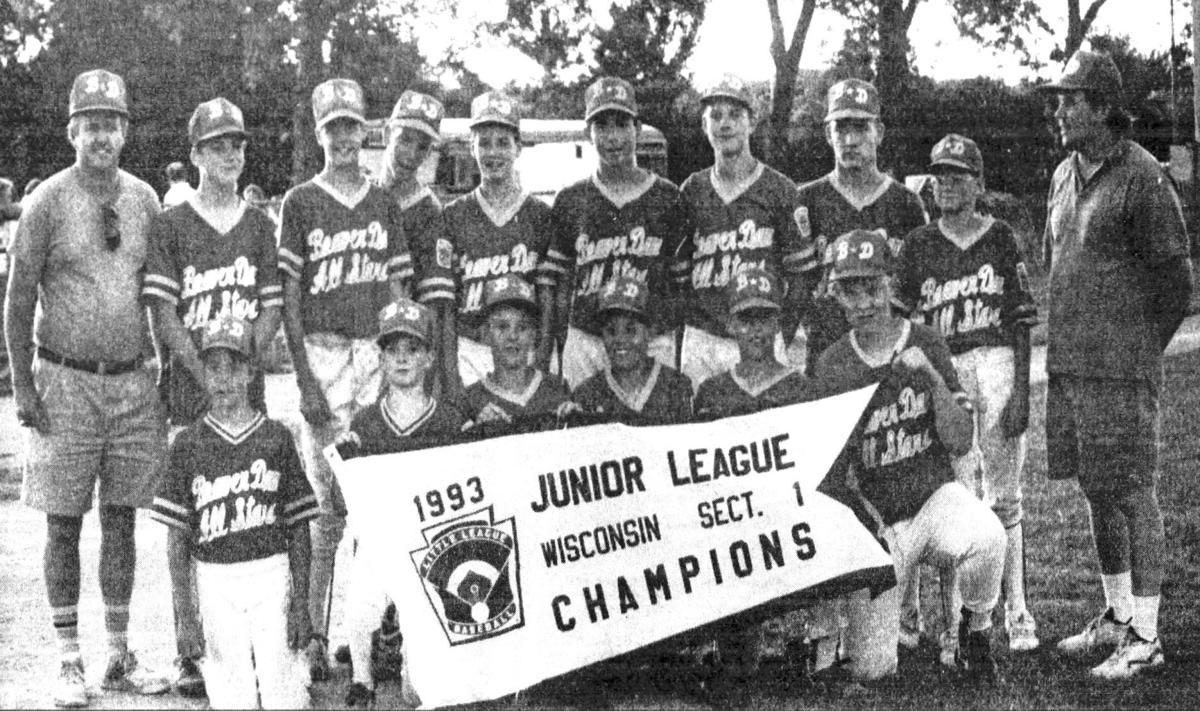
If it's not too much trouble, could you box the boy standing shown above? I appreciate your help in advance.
[277,78,413,679]
[150,316,317,709]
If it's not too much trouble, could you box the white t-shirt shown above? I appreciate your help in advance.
[162,181,197,209]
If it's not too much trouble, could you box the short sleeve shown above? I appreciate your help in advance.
[538,191,577,288]
[894,227,923,315]
[385,199,414,284]
[279,431,318,528]
[776,178,816,275]
[148,441,194,531]
[7,187,52,276]
[996,222,1037,328]
[1130,166,1189,264]
[254,211,283,309]
[277,188,305,281]
[410,201,456,305]
[141,212,180,306]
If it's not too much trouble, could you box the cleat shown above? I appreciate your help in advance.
[307,636,330,682]
[955,608,997,682]
[346,681,375,708]
[53,658,88,708]
[1089,629,1164,679]
[1057,608,1129,657]
[173,656,206,698]
[100,651,170,695]
[898,608,923,650]
[1006,610,1040,652]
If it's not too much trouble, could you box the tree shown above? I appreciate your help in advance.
[1057,0,1111,62]
[764,0,818,166]
[593,0,705,83]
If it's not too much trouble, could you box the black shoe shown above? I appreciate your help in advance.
[956,607,998,682]
[173,657,206,698]
[346,681,375,708]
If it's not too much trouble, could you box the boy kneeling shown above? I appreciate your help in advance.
[151,316,316,709]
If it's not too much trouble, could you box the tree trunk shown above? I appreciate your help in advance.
[764,0,816,169]
[876,0,910,127]
[291,0,335,186]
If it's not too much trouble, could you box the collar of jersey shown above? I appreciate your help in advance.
[203,411,266,446]
[730,365,795,399]
[473,187,529,228]
[381,395,436,437]
[184,197,247,238]
[850,319,911,369]
[937,214,995,252]
[395,185,435,212]
[590,171,656,209]
[828,172,895,212]
[708,161,764,205]
[604,360,661,412]
[483,370,543,408]
[313,174,370,210]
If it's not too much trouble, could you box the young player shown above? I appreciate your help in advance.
[796,79,927,373]
[337,298,468,707]
[572,276,693,426]
[676,75,816,390]
[815,229,1005,682]
[536,76,689,389]
[441,92,554,395]
[149,316,316,709]
[464,274,572,432]
[277,78,413,680]
[897,134,1040,655]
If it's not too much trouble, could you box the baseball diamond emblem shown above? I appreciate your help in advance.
[410,506,524,646]
[794,206,811,238]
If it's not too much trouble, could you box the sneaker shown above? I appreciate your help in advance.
[938,629,958,668]
[307,636,330,682]
[1057,608,1129,657]
[955,609,997,682]
[100,651,170,695]
[898,608,924,649]
[345,681,375,708]
[173,657,205,698]
[1089,629,1164,679]
[53,659,87,708]
[1006,610,1040,652]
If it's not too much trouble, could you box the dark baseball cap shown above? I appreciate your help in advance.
[389,90,444,143]
[598,276,649,320]
[700,74,754,112]
[825,79,880,122]
[377,298,433,347]
[312,78,366,130]
[483,274,538,317]
[1038,51,1123,103]
[470,91,521,132]
[585,77,638,122]
[69,69,129,118]
[728,269,781,315]
[200,315,253,358]
[189,97,247,146]
[827,230,893,281]
[929,133,983,175]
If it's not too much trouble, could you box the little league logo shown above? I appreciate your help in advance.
[410,506,524,645]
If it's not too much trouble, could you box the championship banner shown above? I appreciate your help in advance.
[328,384,890,708]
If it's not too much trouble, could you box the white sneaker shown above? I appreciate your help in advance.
[1006,610,1040,651]
[53,659,88,708]
[100,651,170,695]
[1089,630,1164,679]
[898,608,923,649]
[1057,608,1129,657]
[938,630,958,668]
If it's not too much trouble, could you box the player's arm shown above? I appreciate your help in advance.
[278,195,334,426]
[149,303,204,385]
[999,231,1035,438]
[539,201,574,370]
[286,518,313,650]
[166,527,203,659]
[387,201,415,300]
[893,344,973,455]
[5,194,50,433]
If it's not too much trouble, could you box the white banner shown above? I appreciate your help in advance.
[328,384,890,708]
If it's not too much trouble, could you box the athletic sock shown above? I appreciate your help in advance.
[1100,572,1133,623]
[1131,595,1160,642]
[967,608,992,633]
[52,605,81,663]
[104,602,130,659]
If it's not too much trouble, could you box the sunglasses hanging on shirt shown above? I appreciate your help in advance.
[102,203,121,251]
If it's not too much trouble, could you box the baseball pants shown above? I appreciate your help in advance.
[560,326,677,389]
[195,554,308,709]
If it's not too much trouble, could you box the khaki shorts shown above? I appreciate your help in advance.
[23,358,167,516]
[1045,374,1159,496]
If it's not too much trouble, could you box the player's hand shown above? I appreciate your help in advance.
[555,401,583,421]
[177,616,205,660]
[892,346,935,378]
[287,595,312,651]
[298,379,334,427]
[13,384,50,434]
[476,403,512,424]
[999,392,1029,439]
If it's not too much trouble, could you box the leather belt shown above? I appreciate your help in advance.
[37,346,143,376]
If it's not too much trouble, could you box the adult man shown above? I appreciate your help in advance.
[4,69,170,708]
[278,77,412,680]
[538,76,689,388]
[676,75,815,390]
[796,78,927,373]
[1038,51,1192,679]
[162,161,196,209]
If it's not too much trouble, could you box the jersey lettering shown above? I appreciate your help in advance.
[574,227,663,267]
[692,219,774,258]
[181,257,258,299]
[460,243,538,280]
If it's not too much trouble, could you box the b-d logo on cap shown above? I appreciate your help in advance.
[410,506,524,645]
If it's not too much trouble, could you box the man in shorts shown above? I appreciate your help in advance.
[1038,51,1193,679]
[4,68,170,708]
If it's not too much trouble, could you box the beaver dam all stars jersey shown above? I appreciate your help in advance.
[149,414,318,564]
[442,190,553,340]
[678,164,815,338]
[392,186,456,306]
[693,368,824,420]
[538,175,690,335]
[342,397,468,459]
[815,321,968,526]
[464,370,571,426]
[573,361,693,425]
[897,217,1038,355]
[277,177,412,339]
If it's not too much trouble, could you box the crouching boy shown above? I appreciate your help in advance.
[150,316,316,709]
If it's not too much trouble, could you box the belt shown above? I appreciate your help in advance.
[37,346,143,376]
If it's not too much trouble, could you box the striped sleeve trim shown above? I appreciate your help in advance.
[261,295,284,309]
[534,273,558,288]
[259,284,283,299]
[141,285,179,305]
[416,277,456,304]
[143,273,181,296]
[388,255,415,281]
[277,248,303,280]
[284,494,320,527]
[148,499,191,530]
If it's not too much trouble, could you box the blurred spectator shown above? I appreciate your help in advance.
[162,161,195,208]
[0,177,16,395]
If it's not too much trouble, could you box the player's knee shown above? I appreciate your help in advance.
[46,514,83,545]
[991,496,1022,530]
[99,504,136,535]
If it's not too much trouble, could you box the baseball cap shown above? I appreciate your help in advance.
[700,74,754,111]
[929,133,983,175]
[200,315,253,358]
[189,97,247,146]
[470,91,521,133]
[389,90,444,142]
[824,79,880,122]
[728,269,781,315]
[69,69,129,118]
[483,274,538,317]
[312,78,366,131]
[1038,51,1123,102]
[597,276,649,320]
[827,230,893,281]
[377,298,434,347]
[584,77,638,122]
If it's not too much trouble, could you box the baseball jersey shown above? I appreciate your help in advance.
[815,321,966,526]
[443,189,553,340]
[693,368,823,420]
[342,397,467,459]
[677,164,814,338]
[149,413,318,564]
[464,370,571,426]
[277,177,412,339]
[573,361,693,425]
[392,185,455,305]
[897,217,1037,355]
[538,175,690,335]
